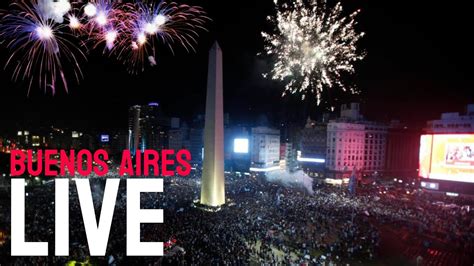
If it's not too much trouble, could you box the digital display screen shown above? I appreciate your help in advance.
[419,134,474,183]
[234,138,249,154]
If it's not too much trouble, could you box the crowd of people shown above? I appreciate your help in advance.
[354,182,474,263]
[0,171,472,265]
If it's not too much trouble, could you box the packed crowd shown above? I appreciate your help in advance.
[354,183,474,256]
[0,172,472,265]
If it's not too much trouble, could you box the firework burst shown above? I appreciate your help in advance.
[111,1,210,74]
[0,0,210,93]
[80,0,133,52]
[76,0,210,74]
[261,0,365,103]
[0,0,86,94]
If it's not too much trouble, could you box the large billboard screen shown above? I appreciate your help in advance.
[234,138,249,154]
[419,134,474,183]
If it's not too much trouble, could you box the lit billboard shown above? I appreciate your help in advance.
[101,134,110,143]
[419,134,474,183]
[234,138,249,154]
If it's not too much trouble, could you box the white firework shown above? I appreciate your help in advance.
[262,0,365,103]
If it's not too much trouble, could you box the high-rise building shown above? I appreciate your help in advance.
[300,117,327,159]
[189,128,204,167]
[128,105,141,155]
[167,116,204,167]
[326,122,365,173]
[110,130,128,158]
[280,142,297,172]
[250,126,281,172]
[363,123,388,174]
[298,117,327,176]
[169,122,190,151]
[127,103,170,155]
[200,42,226,207]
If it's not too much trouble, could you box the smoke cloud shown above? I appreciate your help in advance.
[38,0,71,24]
[265,170,314,194]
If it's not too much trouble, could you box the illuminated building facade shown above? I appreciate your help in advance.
[280,142,297,172]
[250,126,281,172]
[326,103,387,178]
[326,122,365,172]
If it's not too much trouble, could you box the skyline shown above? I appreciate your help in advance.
[0,1,473,265]
[0,0,473,132]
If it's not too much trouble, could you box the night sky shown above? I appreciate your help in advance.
[0,0,473,132]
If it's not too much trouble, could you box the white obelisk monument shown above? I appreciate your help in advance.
[200,41,225,207]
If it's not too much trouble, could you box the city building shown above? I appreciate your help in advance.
[326,122,365,175]
[0,152,10,190]
[250,126,280,172]
[363,123,388,175]
[326,103,387,178]
[16,130,48,149]
[71,131,83,149]
[109,130,128,158]
[48,128,71,149]
[167,115,205,168]
[127,103,173,155]
[189,128,204,167]
[169,122,190,151]
[298,117,327,177]
[385,121,421,179]
[424,104,474,133]
[280,142,297,172]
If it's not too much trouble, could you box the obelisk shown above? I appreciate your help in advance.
[200,41,225,207]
